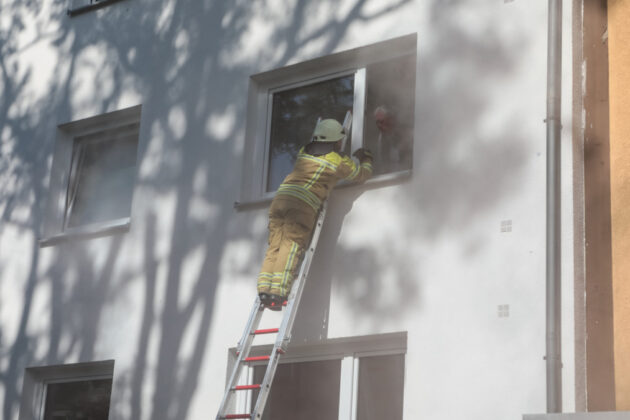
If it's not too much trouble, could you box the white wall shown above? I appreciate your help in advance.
[0,1,574,419]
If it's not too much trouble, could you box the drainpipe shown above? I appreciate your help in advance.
[545,0,563,413]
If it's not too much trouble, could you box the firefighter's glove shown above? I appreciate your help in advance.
[353,148,373,163]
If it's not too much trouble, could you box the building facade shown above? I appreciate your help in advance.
[0,0,625,419]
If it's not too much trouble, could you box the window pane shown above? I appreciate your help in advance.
[66,127,139,228]
[267,75,355,192]
[364,54,416,175]
[357,354,405,420]
[253,359,341,420]
[43,378,112,420]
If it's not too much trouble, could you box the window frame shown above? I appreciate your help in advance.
[227,332,406,420]
[67,0,130,17]
[261,69,366,197]
[62,123,140,232]
[238,34,417,207]
[40,105,142,247]
[19,360,115,420]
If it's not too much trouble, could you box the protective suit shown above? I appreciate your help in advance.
[257,121,373,300]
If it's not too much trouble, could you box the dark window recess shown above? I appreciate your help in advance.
[364,54,416,176]
[253,359,341,420]
[357,354,405,420]
[43,378,113,420]
[267,76,355,192]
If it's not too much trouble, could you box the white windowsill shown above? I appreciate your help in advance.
[39,217,130,247]
[234,169,412,210]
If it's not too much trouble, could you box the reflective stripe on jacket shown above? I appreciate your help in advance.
[276,146,373,212]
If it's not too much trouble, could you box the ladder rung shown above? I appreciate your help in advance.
[244,355,270,362]
[220,415,251,419]
[233,384,261,391]
[253,328,279,335]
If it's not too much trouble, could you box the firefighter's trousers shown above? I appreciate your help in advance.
[257,197,317,298]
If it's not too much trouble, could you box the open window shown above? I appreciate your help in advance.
[240,34,417,204]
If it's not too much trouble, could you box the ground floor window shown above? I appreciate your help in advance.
[356,354,404,420]
[19,360,114,420]
[42,377,112,420]
[232,332,406,420]
[253,359,342,419]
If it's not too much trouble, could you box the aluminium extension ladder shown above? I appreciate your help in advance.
[215,201,328,420]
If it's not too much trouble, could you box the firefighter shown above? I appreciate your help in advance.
[257,118,373,310]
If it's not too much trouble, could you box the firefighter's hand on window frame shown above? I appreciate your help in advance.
[353,148,373,163]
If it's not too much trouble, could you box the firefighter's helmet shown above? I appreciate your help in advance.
[312,119,346,143]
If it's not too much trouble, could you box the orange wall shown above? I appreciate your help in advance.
[608,0,630,410]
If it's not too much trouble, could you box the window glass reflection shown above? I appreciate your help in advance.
[66,125,139,228]
[43,378,112,420]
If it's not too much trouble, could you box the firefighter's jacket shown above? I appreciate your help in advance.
[258,145,373,297]
[275,146,373,213]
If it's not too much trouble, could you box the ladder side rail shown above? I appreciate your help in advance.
[235,296,265,354]
[275,201,328,350]
[216,298,265,420]
[250,345,284,419]
[252,203,327,418]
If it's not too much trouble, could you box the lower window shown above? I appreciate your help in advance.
[234,333,406,420]
[356,354,404,420]
[252,354,403,420]
[19,361,114,420]
[253,359,342,419]
[42,378,112,420]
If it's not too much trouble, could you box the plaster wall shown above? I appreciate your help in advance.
[0,1,575,419]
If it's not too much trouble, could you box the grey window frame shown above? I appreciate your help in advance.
[40,105,141,247]
[63,123,139,232]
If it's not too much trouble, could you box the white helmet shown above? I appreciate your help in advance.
[312,119,346,143]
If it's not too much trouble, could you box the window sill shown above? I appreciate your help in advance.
[39,218,130,247]
[234,169,411,211]
[67,0,129,17]
[338,168,412,190]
